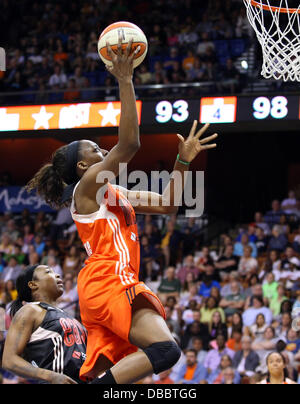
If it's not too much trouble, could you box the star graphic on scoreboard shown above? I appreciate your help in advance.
[98,102,121,127]
[32,106,54,130]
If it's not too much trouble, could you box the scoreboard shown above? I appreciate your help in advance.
[0,94,299,135]
[144,95,300,126]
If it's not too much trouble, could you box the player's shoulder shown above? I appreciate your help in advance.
[14,302,44,319]
[286,378,297,385]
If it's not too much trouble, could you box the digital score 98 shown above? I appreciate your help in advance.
[252,96,288,120]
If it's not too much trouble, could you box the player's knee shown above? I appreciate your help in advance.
[143,340,181,374]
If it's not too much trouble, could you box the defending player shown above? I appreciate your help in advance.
[26,36,218,384]
[2,265,87,384]
[258,352,297,384]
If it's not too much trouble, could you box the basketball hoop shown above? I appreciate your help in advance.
[244,0,300,81]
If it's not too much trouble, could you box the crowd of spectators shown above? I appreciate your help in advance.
[0,0,253,104]
[1,187,300,384]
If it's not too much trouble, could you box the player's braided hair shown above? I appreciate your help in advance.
[26,142,82,209]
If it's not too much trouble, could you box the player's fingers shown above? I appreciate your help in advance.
[117,32,123,55]
[106,41,113,58]
[201,143,217,150]
[199,133,218,145]
[125,37,134,56]
[129,45,141,62]
[177,134,185,143]
[195,123,210,140]
[187,120,198,140]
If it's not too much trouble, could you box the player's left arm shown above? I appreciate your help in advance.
[115,121,218,215]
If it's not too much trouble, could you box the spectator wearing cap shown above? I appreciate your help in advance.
[274,257,300,285]
[242,295,273,327]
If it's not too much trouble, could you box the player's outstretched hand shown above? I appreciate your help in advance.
[106,33,141,83]
[177,121,218,163]
[49,373,78,384]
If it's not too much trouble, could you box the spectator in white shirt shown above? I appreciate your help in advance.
[238,246,258,278]
[242,296,273,327]
[281,191,298,215]
[48,64,67,88]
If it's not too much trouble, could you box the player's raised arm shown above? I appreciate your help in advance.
[117,121,218,215]
[77,35,141,201]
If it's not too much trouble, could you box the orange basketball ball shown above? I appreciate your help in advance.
[98,21,148,69]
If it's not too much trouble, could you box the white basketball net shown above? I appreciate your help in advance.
[244,0,300,81]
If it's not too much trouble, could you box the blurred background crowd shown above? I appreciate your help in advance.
[1,0,257,104]
[1,185,300,384]
[1,0,300,385]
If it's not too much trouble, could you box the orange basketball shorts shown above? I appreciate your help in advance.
[77,260,165,381]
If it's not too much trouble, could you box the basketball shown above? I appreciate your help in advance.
[98,22,148,69]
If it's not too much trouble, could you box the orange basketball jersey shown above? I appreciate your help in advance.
[70,182,165,380]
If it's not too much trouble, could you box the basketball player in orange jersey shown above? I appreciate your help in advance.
[26,35,218,384]
[258,352,297,385]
